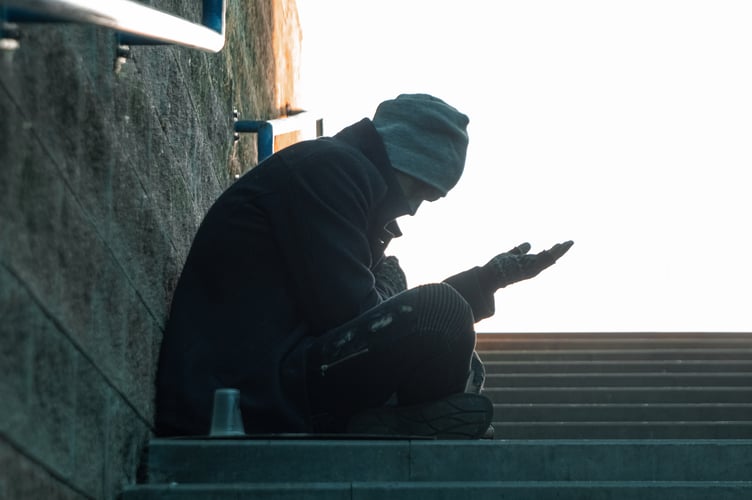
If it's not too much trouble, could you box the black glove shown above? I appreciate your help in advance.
[482,240,574,290]
[374,255,408,298]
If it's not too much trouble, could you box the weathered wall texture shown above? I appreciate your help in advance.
[0,1,300,498]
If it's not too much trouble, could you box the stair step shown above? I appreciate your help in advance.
[142,439,752,484]
[476,338,752,350]
[483,360,752,373]
[475,332,752,342]
[492,403,752,422]
[485,372,752,387]
[483,386,752,404]
[490,422,752,439]
[479,349,752,361]
[122,480,752,500]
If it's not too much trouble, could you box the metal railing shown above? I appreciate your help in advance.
[234,110,325,164]
[1,0,226,52]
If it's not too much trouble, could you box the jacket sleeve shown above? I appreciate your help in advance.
[443,266,497,323]
[270,147,386,334]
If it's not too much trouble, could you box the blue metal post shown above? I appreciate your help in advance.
[202,0,225,34]
[234,121,275,163]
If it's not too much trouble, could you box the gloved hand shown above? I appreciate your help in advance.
[482,240,574,290]
[374,255,408,297]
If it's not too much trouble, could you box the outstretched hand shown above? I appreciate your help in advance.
[484,240,574,289]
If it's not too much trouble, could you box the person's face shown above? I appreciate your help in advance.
[393,171,444,215]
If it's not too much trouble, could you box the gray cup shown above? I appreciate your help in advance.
[209,388,246,437]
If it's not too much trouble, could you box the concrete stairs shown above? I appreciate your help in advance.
[476,331,752,439]
[122,438,752,499]
[122,332,752,499]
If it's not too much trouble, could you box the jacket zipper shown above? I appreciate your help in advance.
[320,347,369,376]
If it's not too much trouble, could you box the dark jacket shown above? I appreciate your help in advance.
[155,119,496,436]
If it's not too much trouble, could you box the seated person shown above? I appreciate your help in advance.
[155,94,573,439]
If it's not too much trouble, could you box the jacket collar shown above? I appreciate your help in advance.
[333,118,412,223]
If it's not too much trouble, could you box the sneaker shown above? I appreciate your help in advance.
[346,393,493,439]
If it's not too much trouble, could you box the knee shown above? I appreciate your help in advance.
[412,283,475,344]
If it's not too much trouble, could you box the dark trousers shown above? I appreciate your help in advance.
[304,283,483,432]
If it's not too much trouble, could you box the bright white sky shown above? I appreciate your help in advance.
[296,0,752,333]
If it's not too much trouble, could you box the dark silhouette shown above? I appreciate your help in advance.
[155,94,573,439]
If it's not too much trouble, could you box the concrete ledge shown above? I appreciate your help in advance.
[123,480,752,500]
[144,439,752,484]
[356,481,752,500]
[147,439,410,484]
[123,482,350,500]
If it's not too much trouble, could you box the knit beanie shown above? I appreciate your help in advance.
[372,94,469,195]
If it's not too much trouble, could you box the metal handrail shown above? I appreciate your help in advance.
[1,0,226,52]
[235,111,325,163]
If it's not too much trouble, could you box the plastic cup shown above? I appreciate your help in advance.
[209,388,246,437]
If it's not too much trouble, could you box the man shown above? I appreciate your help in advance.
[155,94,573,439]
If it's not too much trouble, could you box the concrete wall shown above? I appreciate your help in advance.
[0,1,298,498]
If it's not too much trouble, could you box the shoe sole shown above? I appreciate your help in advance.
[346,393,493,439]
